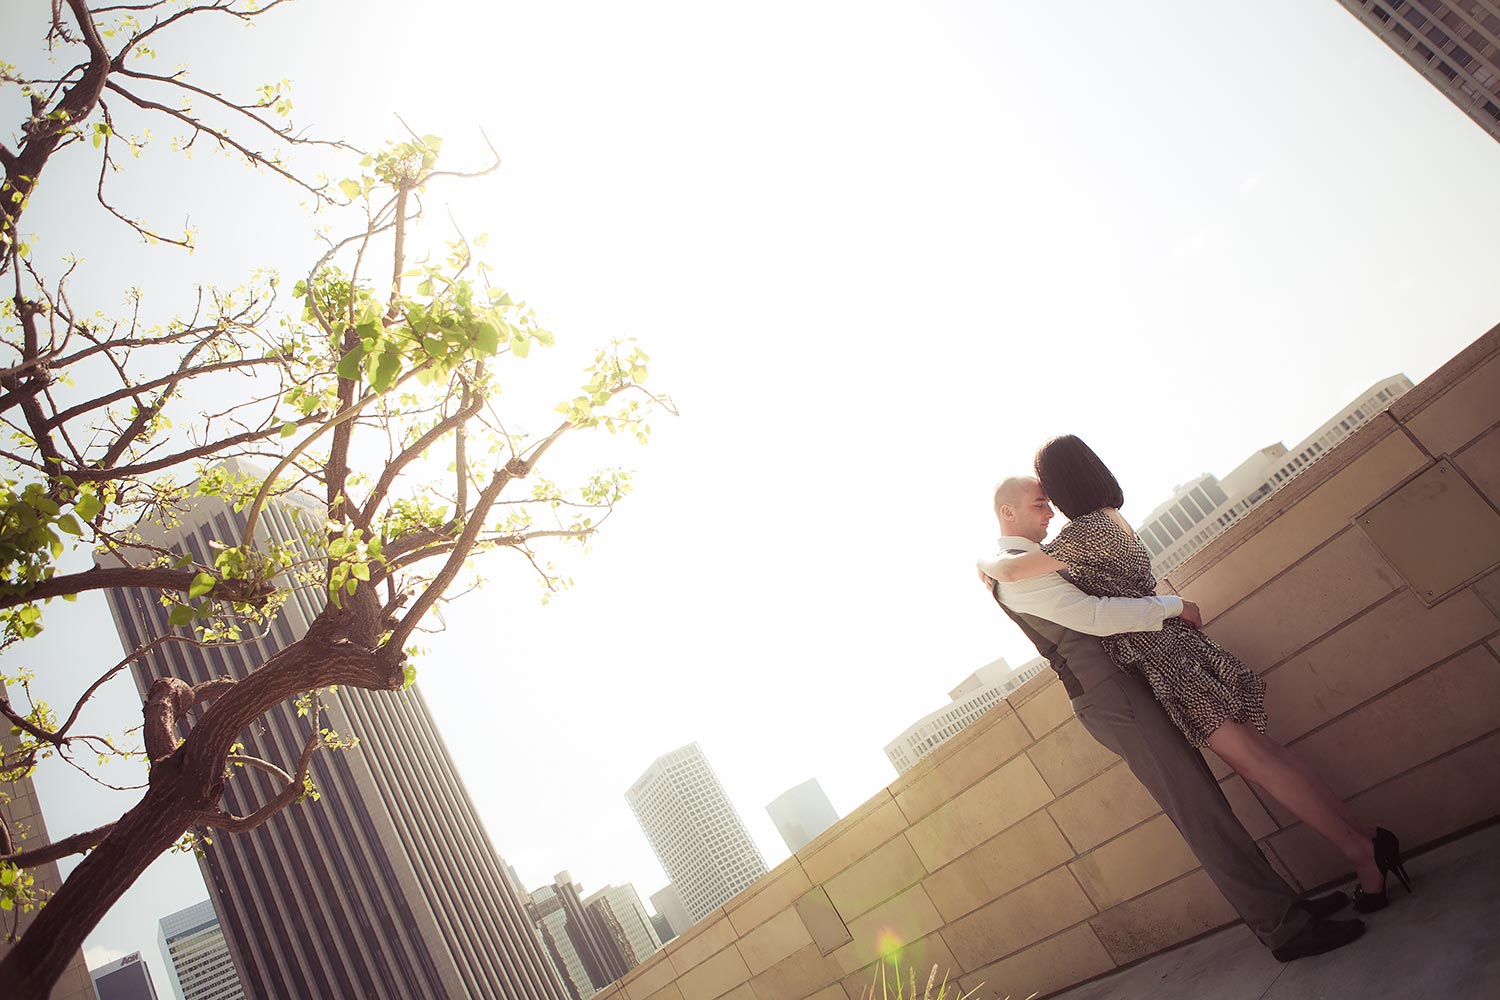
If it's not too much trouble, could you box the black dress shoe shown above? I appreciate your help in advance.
[1298,891,1350,921]
[1271,917,1365,963]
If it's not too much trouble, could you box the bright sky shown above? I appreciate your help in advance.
[5,1,1500,995]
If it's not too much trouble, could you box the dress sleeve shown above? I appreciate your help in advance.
[1041,510,1119,576]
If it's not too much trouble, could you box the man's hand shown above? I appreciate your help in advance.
[1178,599,1203,629]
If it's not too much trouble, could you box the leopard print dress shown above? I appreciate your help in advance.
[1044,509,1267,748]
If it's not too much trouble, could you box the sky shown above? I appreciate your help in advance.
[4,0,1500,995]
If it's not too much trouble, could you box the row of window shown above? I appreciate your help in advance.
[1362,0,1500,124]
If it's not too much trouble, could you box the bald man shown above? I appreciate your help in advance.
[978,476,1362,962]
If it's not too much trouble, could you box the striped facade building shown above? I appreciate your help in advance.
[102,479,567,1000]
[158,899,245,1000]
[1335,0,1500,140]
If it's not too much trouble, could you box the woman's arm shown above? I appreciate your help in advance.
[977,549,1069,583]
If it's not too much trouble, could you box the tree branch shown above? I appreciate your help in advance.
[0,822,115,870]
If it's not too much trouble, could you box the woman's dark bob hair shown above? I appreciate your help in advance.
[1034,435,1124,520]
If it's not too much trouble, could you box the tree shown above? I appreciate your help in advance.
[0,4,672,996]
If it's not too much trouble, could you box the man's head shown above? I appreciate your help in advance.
[993,476,1054,543]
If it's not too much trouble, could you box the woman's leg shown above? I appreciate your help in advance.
[1208,722,1382,891]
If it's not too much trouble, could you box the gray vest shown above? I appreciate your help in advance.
[990,581,1120,699]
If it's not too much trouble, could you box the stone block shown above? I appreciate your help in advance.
[677,944,751,1000]
[943,867,1096,971]
[1477,568,1500,618]
[736,907,813,977]
[1026,716,1119,797]
[624,952,678,1000]
[1046,760,1162,854]
[904,754,1054,871]
[1454,424,1500,510]
[922,810,1075,923]
[894,711,1033,825]
[1068,813,1200,911]
[795,886,852,957]
[1281,645,1500,804]
[1262,588,1499,743]
[1200,528,1405,670]
[726,862,812,937]
[836,932,959,1000]
[799,794,910,885]
[836,885,945,975]
[1267,728,1500,888]
[806,987,845,1000]
[747,942,841,1000]
[1088,869,1240,965]
[1174,420,1424,615]
[637,985,684,1000]
[668,914,737,976]
[956,924,1115,1000]
[1358,459,1500,603]
[1016,676,1072,740]
[1400,341,1500,456]
[824,833,927,923]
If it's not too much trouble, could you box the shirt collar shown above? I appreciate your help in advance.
[997,535,1042,553]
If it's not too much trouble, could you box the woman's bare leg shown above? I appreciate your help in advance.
[1208,722,1382,892]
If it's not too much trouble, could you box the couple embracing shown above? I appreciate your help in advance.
[978,436,1410,963]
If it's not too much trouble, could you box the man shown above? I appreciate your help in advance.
[979,476,1362,962]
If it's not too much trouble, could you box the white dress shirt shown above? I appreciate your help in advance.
[986,535,1183,636]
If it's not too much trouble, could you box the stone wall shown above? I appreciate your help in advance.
[596,322,1500,1000]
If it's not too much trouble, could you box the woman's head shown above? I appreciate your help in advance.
[1034,435,1124,519]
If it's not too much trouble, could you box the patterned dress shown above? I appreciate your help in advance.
[1044,509,1267,748]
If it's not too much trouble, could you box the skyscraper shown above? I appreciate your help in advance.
[527,885,598,1000]
[158,899,246,1000]
[625,744,767,925]
[765,778,840,853]
[90,953,160,1000]
[1333,1,1500,140]
[583,883,661,966]
[648,884,691,939]
[0,680,96,1000]
[102,477,566,1000]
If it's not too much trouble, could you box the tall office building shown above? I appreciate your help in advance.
[1334,1,1500,140]
[765,779,840,854]
[884,657,1050,775]
[527,885,597,1000]
[159,899,246,1000]
[0,681,96,1000]
[90,953,160,1000]
[625,744,767,925]
[1138,376,1413,578]
[648,884,692,939]
[102,472,566,1000]
[584,883,661,966]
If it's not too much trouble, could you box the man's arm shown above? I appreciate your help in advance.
[998,572,1189,636]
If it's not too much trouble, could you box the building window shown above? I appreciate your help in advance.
[1373,5,1392,21]
[1415,41,1436,60]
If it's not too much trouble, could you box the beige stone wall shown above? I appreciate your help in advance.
[596,322,1500,1000]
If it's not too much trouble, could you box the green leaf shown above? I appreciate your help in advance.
[336,345,366,381]
[280,421,299,438]
[55,513,82,536]
[511,334,530,359]
[338,178,361,200]
[474,321,499,357]
[73,492,103,521]
[189,573,216,598]
[421,134,443,153]
[351,563,370,581]
[371,352,401,392]
[345,577,358,596]
[168,604,196,628]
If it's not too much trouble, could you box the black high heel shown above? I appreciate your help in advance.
[1351,826,1411,913]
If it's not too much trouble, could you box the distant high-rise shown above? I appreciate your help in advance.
[102,475,566,1000]
[527,885,598,1000]
[765,779,840,853]
[0,680,96,1000]
[583,883,661,966]
[885,657,1049,775]
[648,884,692,939]
[1333,1,1500,141]
[1137,376,1413,579]
[90,953,160,1000]
[649,912,677,946]
[158,899,246,1000]
[625,744,767,924]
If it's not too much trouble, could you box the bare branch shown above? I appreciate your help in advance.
[0,822,115,870]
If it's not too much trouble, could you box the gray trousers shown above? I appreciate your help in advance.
[1072,670,1311,948]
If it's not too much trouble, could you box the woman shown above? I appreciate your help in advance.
[984,435,1409,913]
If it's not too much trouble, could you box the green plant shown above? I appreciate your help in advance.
[860,962,990,1000]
